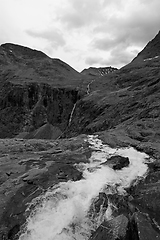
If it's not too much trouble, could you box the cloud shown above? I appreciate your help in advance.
[26,29,66,48]
[93,35,127,51]
[85,44,136,68]
[85,56,103,65]
[57,0,107,29]
[93,0,160,53]
[105,47,136,66]
[1,0,160,71]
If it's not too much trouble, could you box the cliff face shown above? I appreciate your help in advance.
[0,82,81,138]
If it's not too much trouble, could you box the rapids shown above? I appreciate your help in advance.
[18,135,149,240]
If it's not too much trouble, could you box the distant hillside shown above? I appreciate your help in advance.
[0,43,83,88]
[81,66,118,77]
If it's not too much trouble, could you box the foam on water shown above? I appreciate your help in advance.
[19,135,149,240]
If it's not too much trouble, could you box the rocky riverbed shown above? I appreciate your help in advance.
[1,133,160,240]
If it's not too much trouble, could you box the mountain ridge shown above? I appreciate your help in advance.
[81,66,118,76]
[0,42,83,88]
[132,30,160,63]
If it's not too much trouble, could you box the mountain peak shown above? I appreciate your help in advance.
[132,30,160,63]
[1,43,48,59]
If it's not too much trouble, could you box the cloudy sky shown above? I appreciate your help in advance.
[0,0,160,71]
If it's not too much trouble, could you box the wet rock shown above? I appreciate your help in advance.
[133,212,160,240]
[109,215,129,239]
[92,192,108,214]
[107,194,132,217]
[132,166,160,226]
[8,224,20,240]
[89,214,129,240]
[101,155,129,170]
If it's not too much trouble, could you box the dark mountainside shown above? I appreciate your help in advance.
[0,43,88,138]
[1,31,160,239]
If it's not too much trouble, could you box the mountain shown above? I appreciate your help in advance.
[0,43,83,87]
[1,31,160,240]
[0,43,92,138]
[81,66,118,76]
[132,30,160,63]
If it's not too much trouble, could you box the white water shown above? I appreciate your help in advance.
[68,103,76,126]
[19,135,148,240]
[144,55,159,61]
[86,80,95,95]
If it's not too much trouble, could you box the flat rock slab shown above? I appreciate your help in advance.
[134,212,160,240]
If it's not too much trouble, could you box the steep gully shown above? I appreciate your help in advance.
[57,79,95,139]
[68,79,95,127]
[18,135,149,240]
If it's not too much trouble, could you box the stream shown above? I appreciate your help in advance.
[87,80,95,95]
[68,103,77,127]
[18,135,149,240]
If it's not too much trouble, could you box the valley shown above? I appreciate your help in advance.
[0,31,160,239]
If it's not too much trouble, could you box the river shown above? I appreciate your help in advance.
[18,135,149,240]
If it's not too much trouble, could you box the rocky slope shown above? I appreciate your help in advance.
[132,30,160,63]
[81,66,118,76]
[66,31,160,144]
[1,31,160,239]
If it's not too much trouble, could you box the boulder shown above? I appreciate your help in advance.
[24,123,62,140]
[89,214,129,240]
[101,155,129,170]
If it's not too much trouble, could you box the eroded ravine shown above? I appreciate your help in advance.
[18,135,149,240]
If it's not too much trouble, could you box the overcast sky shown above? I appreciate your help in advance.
[0,0,160,71]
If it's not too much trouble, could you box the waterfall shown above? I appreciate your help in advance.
[18,135,148,240]
[87,80,95,95]
[68,103,76,126]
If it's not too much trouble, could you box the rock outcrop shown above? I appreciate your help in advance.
[89,215,129,240]
[81,66,118,76]
[101,155,129,170]
[0,82,81,138]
